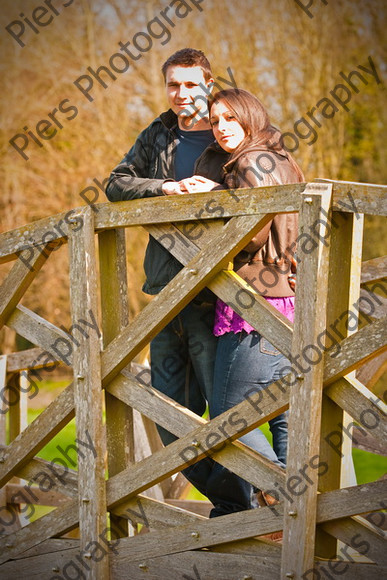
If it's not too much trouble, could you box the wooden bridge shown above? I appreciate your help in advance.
[0,179,386,579]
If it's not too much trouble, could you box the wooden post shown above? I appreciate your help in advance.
[0,356,7,447]
[317,197,364,558]
[98,228,135,536]
[281,183,332,578]
[68,207,109,579]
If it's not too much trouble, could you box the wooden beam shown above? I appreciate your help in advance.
[0,466,385,565]
[361,256,387,285]
[8,452,78,498]
[325,376,386,449]
[0,245,54,329]
[323,316,387,385]
[88,480,387,565]
[281,183,332,577]
[356,350,387,389]
[99,228,133,538]
[5,347,60,373]
[351,426,387,455]
[1,548,385,580]
[316,179,387,215]
[5,483,70,508]
[0,185,303,263]
[321,516,387,566]
[6,305,73,367]
[68,206,109,578]
[0,384,75,488]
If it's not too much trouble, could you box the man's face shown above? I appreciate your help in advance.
[165,65,213,128]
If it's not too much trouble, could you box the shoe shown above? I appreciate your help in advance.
[256,491,279,507]
[261,531,283,543]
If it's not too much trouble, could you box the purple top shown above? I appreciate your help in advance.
[214,296,295,336]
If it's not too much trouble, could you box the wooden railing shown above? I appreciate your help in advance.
[0,179,386,579]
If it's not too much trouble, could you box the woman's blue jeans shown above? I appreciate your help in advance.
[212,330,289,464]
[209,330,289,512]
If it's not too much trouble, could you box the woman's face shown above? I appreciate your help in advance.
[210,100,246,152]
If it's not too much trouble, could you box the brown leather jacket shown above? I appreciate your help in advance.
[196,145,302,297]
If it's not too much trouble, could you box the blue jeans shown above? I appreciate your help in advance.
[212,330,289,464]
[209,330,289,511]
[150,301,253,516]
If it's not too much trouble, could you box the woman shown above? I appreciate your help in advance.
[180,89,304,508]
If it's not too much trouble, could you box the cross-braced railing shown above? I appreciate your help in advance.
[0,179,386,579]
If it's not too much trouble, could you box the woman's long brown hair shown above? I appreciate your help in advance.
[209,88,304,181]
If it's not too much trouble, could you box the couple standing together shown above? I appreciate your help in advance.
[106,48,304,518]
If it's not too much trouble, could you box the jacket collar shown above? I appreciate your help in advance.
[159,109,179,131]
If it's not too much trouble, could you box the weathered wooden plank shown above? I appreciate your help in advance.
[1,468,384,566]
[314,562,386,580]
[0,500,79,564]
[95,184,301,227]
[318,204,363,557]
[7,538,79,559]
[0,186,303,263]
[7,452,78,498]
[0,356,7,446]
[0,212,71,264]
[281,184,333,577]
[356,350,387,389]
[2,179,385,265]
[6,305,73,367]
[1,549,385,580]
[359,287,387,320]
[0,548,281,580]
[165,499,212,518]
[351,426,387,455]
[317,178,387,215]
[99,228,133,537]
[5,483,70,508]
[68,206,109,578]
[113,494,206,530]
[7,373,27,443]
[94,480,387,565]
[0,383,75,488]
[323,316,387,385]
[325,376,386,449]
[5,347,60,372]
[209,537,281,557]
[140,415,172,497]
[321,515,387,566]
[361,256,387,285]
[111,550,281,580]
[0,245,53,329]
[101,214,273,385]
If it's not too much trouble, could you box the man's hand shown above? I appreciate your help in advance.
[179,175,221,193]
[161,181,185,195]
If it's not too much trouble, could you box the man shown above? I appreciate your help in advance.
[105,48,251,516]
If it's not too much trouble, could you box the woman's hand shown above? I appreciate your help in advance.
[179,175,221,193]
[161,181,185,195]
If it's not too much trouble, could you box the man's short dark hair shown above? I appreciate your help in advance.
[161,48,212,82]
